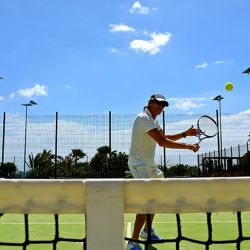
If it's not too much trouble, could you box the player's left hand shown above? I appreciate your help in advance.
[185,125,200,137]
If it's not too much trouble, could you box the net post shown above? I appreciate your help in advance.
[86,179,124,250]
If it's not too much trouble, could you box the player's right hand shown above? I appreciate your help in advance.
[191,143,200,152]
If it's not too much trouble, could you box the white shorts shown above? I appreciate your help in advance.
[129,165,164,179]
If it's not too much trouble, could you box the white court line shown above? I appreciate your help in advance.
[0,222,84,225]
[3,221,250,225]
[127,222,132,238]
[125,221,250,224]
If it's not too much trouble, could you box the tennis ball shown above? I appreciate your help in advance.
[225,82,234,91]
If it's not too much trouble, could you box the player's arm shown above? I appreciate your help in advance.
[148,128,199,152]
[159,125,199,141]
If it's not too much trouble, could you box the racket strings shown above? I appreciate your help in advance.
[198,117,217,137]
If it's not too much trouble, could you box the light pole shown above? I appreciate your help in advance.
[247,132,250,152]
[1,77,4,166]
[21,100,38,175]
[213,95,224,174]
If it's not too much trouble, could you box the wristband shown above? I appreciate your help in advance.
[182,132,186,138]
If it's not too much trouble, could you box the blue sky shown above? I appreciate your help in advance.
[0,0,250,116]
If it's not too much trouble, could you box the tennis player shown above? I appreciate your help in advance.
[126,94,200,250]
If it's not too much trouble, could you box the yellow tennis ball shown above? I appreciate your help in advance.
[225,82,234,91]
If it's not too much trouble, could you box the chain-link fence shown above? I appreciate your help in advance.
[1,111,250,173]
[198,142,250,176]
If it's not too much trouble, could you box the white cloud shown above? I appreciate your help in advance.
[169,97,208,111]
[213,59,233,64]
[0,96,4,101]
[107,48,126,56]
[195,60,233,69]
[130,32,172,55]
[240,110,250,114]
[17,84,47,97]
[65,84,72,89]
[109,24,135,32]
[130,1,150,14]
[9,93,15,99]
[219,111,250,147]
[108,48,119,54]
[196,62,208,69]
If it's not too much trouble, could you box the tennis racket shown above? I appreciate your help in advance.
[197,115,218,144]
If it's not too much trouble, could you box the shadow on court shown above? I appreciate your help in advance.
[149,245,158,250]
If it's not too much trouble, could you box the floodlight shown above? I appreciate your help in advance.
[243,67,250,74]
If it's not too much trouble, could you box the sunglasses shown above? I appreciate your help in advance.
[153,99,166,107]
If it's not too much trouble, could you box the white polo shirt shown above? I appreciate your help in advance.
[128,108,161,167]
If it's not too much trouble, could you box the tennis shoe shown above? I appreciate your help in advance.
[125,241,142,250]
[140,228,162,240]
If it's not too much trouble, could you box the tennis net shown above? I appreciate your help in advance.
[1,178,250,249]
[0,213,86,249]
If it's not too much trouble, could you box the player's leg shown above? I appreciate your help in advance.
[125,166,149,250]
[143,214,154,232]
[139,165,164,240]
[129,165,149,239]
[132,214,147,239]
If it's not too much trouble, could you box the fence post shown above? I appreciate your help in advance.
[201,153,204,175]
[54,112,58,178]
[238,144,241,167]
[1,112,6,166]
[197,154,200,176]
[109,111,112,177]
[224,148,227,171]
[162,111,167,177]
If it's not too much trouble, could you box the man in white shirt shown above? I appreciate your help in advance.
[126,94,200,250]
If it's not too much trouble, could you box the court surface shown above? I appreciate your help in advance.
[1,212,250,249]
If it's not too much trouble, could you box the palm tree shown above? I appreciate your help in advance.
[70,149,86,165]
[89,146,112,177]
[27,149,55,178]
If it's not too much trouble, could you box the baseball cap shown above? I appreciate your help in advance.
[150,94,169,107]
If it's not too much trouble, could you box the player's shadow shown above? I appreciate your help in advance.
[149,245,158,250]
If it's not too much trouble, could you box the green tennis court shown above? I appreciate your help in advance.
[1,212,250,249]
[0,214,85,250]
[125,212,250,249]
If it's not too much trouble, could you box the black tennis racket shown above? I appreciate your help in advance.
[197,115,218,144]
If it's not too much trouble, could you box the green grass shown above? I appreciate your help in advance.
[125,212,250,250]
[1,212,250,249]
[0,214,85,250]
